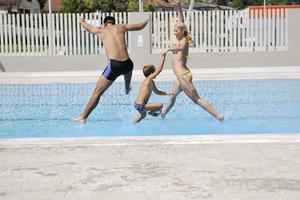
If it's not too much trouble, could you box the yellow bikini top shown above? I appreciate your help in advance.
[171,42,189,59]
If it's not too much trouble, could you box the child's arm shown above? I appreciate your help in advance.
[152,82,173,96]
[176,0,184,24]
[147,54,166,80]
[79,16,101,34]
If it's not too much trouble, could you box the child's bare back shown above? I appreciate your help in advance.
[135,79,155,105]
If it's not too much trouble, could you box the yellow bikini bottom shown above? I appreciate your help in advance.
[176,71,193,80]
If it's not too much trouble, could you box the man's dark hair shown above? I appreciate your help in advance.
[103,16,116,25]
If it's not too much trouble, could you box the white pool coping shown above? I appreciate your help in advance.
[1,134,300,147]
[1,66,300,84]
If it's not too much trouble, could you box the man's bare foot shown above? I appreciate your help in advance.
[216,114,224,122]
[73,115,87,124]
[125,85,132,95]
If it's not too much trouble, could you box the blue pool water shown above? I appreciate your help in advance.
[0,79,300,138]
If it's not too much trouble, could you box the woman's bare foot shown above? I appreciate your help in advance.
[73,115,87,124]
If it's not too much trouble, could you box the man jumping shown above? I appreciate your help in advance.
[73,16,149,124]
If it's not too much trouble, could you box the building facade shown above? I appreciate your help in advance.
[0,0,40,14]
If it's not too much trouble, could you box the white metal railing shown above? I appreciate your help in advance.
[151,9,288,53]
[0,12,128,56]
[0,10,288,56]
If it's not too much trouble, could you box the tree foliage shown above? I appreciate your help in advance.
[199,0,299,7]
[37,0,48,9]
[217,0,229,6]
[144,2,156,11]
[127,0,138,11]
[61,0,300,13]
[61,0,129,13]
[61,0,87,13]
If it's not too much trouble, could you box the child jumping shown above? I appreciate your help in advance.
[133,53,172,124]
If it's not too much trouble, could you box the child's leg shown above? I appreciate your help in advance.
[146,103,163,117]
[148,109,162,117]
[132,112,146,124]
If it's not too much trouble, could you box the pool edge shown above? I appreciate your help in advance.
[1,134,300,147]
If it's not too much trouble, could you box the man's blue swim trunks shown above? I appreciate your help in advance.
[102,58,133,81]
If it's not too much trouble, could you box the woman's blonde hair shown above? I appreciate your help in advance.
[175,23,193,44]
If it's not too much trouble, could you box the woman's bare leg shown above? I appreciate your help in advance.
[180,77,224,121]
[73,76,113,124]
[162,80,183,118]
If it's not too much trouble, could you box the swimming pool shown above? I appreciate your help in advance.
[0,78,299,138]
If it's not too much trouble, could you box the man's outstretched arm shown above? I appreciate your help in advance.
[121,19,149,31]
[79,16,101,34]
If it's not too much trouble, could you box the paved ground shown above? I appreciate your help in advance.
[1,135,300,200]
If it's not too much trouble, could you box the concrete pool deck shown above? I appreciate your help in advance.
[1,66,300,199]
[0,135,300,200]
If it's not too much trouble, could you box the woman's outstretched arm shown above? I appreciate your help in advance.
[176,0,184,24]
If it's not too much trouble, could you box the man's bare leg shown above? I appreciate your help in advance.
[124,71,132,95]
[180,78,224,122]
[73,76,113,124]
